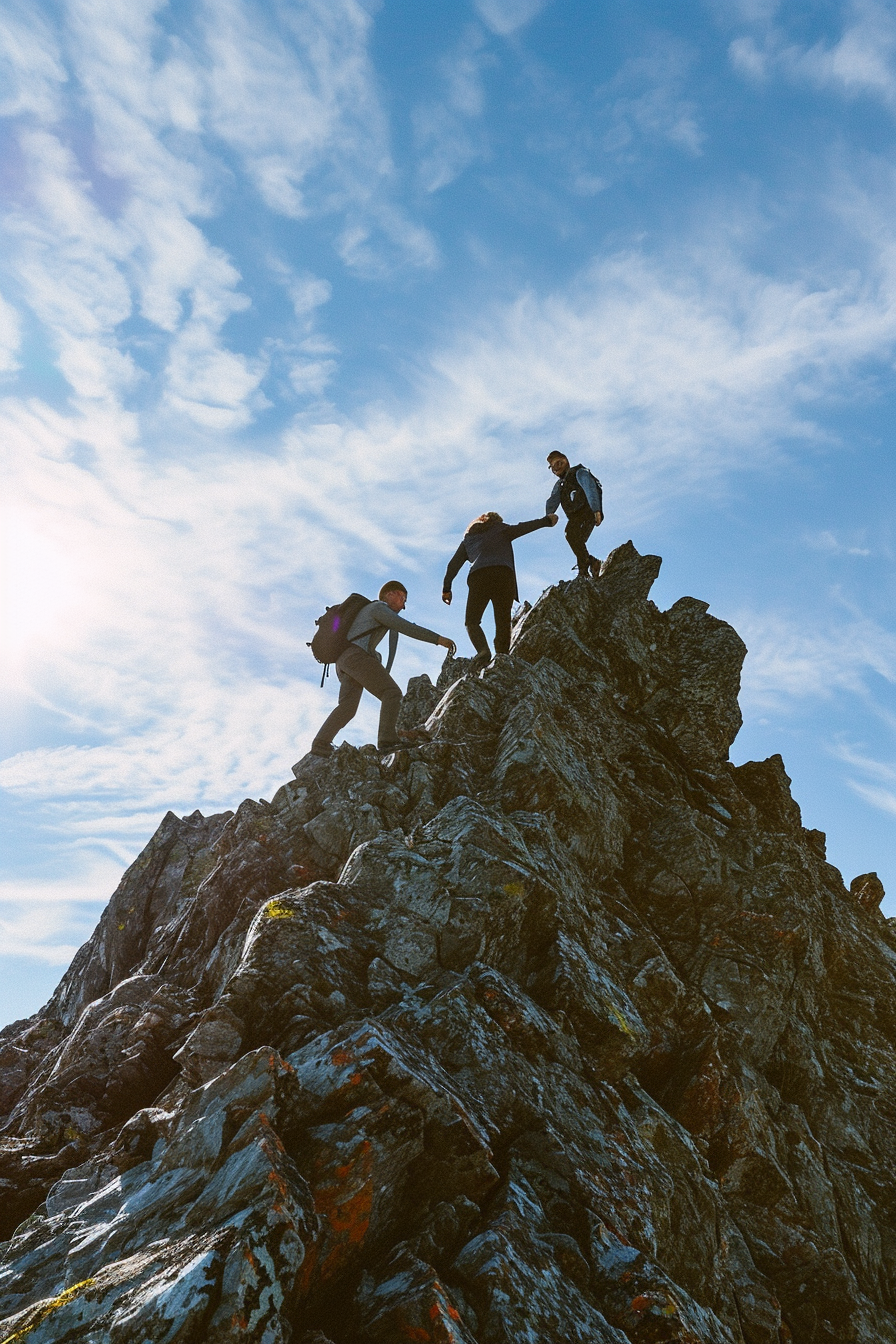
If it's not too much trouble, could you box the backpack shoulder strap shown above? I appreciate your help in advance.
[384,626,399,674]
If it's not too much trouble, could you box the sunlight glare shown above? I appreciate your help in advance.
[0,511,84,665]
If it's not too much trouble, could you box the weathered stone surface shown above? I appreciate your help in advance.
[850,871,886,917]
[1,541,896,1343]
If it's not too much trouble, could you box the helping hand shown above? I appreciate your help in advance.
[442,590,452,605]
[594,511,603,526]
[546,513,559,525]
[438,635,457,656]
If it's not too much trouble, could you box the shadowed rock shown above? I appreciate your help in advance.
[1,542,895,1343]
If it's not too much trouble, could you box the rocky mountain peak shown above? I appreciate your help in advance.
[1,541,895,1344]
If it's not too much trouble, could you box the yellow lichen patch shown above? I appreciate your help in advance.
[117,923,125,931]
[265,899,296,919]
[502,882,526,897]
[607,1004,636,1038]
[0,1278,96,1343]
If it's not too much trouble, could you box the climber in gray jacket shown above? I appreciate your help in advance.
[311,581,455,758]
[545,451,604,578]
[442,511,557,660]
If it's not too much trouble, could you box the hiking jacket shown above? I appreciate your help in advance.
[347,600,441,673]
[442,517,553,602]
[545,464,603,518]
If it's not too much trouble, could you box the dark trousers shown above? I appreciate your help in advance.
[465,565,516,656]
[564,508,596,573]
[313,644,402,750]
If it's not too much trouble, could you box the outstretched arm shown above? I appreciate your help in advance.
[545,479,562,515]
[373,606,441,644]
[506,516,558,541]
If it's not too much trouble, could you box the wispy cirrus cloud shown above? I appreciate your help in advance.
[804,529,872,557]
[729,0,896,109]
[828,744,896,821]
[413,26,492,193]
[0,862,118,967]
[473,0,550,39]
[736,606,896,711]
[0,0,435,433]
[0,292,21,373]
[598,39,705,161]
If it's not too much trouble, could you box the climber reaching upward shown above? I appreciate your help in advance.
[442,511,557,662]
[545,451,603,578]
[310,582,455,758]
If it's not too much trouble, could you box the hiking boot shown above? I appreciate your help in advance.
[588,556,602,579]
[309,740,333,759]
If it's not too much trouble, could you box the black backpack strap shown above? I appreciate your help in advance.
[384,627,399,675]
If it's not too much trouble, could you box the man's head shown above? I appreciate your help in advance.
[379,580,407,613]
[547,451,570,477]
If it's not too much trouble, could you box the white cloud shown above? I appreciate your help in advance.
[413,27,492,193]
[804,529,871,556]
[0,861,117,965]
[473,0,549,38]
[0,291,22,373]
[729,0,896,109]
[598,41,705,161]
[0,1,66,123]
[202,0,435,270]
[848,780,896,816]
[827,744,896,820]
[0,0,437,435]
[737,607,896,710]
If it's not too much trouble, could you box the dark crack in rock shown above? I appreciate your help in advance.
[1,541,895,1344]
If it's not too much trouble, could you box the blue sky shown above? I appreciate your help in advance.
[2,0,896,1027]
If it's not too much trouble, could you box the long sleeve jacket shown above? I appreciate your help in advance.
[442,517,553,601]
[346,600,441,673]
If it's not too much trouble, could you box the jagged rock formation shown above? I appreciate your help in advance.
[1,541,896,1344]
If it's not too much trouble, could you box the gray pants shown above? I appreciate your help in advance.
[312,644,402,751]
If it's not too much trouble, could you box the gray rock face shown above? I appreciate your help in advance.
[1,541,896,1344]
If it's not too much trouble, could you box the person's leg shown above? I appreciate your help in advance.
[312,664,363,752]
[565,510,595,574]
[464,571,493,657]
[337,645,403,749]
[490,567,517,654]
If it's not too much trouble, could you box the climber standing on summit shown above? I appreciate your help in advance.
[310,582,455,758]
[442,511,557,662]
[545,451,604,579]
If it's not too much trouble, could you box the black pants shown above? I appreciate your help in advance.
[565,508,596,573]
[465,565,516,656]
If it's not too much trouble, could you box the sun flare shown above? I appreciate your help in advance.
[0,511,83,663]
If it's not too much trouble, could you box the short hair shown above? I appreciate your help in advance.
[546,450,568,462]
[465,511,503,535]
[379,580,408,599]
